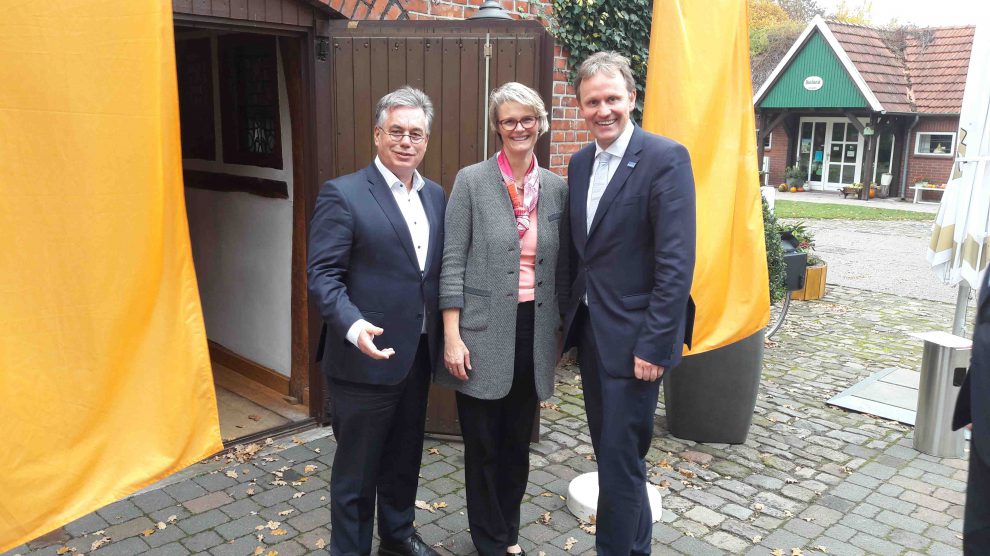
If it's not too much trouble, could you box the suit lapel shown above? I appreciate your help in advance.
[588,127,644,238]
[422,184,442,274]
[570,148,593,258]
[366,165,420,271]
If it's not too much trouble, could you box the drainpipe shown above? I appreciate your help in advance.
[899,115,920,200]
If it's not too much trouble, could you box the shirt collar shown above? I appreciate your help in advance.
[594,120,635,161]
[375,156,425,192]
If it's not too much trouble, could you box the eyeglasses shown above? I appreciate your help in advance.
[497,116,538,132]
[377,127,427,144]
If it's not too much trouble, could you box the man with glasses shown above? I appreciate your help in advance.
[308,86,444,556]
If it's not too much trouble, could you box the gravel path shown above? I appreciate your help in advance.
[786,218,976,307]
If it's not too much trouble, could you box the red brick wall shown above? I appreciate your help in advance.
[323,0,584,176]
[905,116,958,188]
[762,124,792,187]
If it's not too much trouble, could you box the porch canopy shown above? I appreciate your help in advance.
[754,16,973,198]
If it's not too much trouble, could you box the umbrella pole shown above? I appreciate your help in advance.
[952,282,972,336]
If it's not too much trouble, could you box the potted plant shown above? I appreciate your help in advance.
[784,165,805,189]
[779,221,827,300]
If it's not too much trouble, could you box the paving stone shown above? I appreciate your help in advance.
[876,509,929,534]
[180,530,224,552]
[89,537,150,556]
[683,506,724,527]
[162,481,209,504]
[146,541,192,555]
[704,531,749,552]
[183,492,234,514]
[889,528,933,551]
[63,512,110,536]
[849,532,903,556]
[130,490,177,514]
[783,517,824,538]
[95,499,143,525]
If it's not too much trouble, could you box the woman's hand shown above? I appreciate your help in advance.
[444,336,472,381]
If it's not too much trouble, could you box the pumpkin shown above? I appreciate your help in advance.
[789,187,797,193]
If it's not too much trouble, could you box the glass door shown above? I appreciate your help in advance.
[797,121,827,189]
[825,122,861,188]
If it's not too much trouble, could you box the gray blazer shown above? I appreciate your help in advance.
[438,156,568,400]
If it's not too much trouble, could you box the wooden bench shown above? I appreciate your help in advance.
[910,185,945,204]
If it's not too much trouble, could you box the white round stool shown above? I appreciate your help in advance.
[565,472,663,523]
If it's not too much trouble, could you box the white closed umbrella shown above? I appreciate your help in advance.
[927,24,990,334]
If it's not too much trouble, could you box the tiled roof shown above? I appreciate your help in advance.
[826,21,974,114]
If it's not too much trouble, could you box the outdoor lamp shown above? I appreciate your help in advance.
[863,126,875,136]
[469,0,513,19]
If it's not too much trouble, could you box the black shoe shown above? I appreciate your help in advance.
[379,533,439,556]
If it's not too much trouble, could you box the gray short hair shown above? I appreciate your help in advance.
[375,86,434,131]
[574,51,636,101]
[488,82,549,136]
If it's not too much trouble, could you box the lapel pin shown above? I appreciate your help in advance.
[627,161,637,168]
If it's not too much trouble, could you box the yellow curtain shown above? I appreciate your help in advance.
[0,1,223,550]
[643,0,770,354]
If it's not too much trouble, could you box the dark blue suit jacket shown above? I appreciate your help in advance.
[307,163,445,385]
[954,270,990,464]
[559,126,696,375]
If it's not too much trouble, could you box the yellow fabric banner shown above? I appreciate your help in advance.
[0,2,223,550]
[643,0,770,354]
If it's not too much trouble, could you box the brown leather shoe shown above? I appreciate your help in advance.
[378,533,439,556]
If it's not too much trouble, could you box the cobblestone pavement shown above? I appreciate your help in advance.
[4,286,970,556]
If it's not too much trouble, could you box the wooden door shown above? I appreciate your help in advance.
[327,19,553,435]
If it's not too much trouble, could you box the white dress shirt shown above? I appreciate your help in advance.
[584,121,635,305]
[346,157,430,346]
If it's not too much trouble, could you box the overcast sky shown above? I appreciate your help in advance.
[816,0,989,27]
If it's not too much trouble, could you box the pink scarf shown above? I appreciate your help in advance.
[496,150,540,239]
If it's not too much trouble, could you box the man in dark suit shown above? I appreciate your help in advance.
[308,87,444,556]
[558,52,696,556]
[954,269,990,554]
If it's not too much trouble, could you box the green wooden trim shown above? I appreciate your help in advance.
[760,32,868,109]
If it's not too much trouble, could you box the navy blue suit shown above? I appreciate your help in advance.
[954,269,990,553]
[559,126,696,555]
[308,163,445,556]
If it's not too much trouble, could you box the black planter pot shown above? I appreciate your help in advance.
[663,329,764,444]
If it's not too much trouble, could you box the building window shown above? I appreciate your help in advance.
[219,34,282,169]
[915,132,955,157]
[175,38,216,160]
[763,132,772,150]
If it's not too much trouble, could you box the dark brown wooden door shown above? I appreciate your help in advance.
[327,20,553,435]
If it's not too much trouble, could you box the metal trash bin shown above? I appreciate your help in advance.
[911,331,972,458]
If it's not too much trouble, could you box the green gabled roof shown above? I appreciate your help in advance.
[759,31,868,109]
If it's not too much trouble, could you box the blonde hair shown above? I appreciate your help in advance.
[488,82,550,136]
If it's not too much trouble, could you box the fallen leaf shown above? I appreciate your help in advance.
[271,528,288,536]
[752,535,762,543]
[428,448,441,456]
[266,551,278,556]
[538,552,547,556]
[540,492,553,497]
[584,454,593,460]
[293,492,305,499]
[91,537,110,551]
[246,488,256,495]
[156,521,167,530]
[791,549,803,556]
[432,501,448,510]
[56,547,71,555]
[315,538,327,549]
[253,547,265,556]
[771,550,784,556]
[579,521,596,534]
[292,436,304,445]
[812,546,827,553]
[320,496,327,501]
[248,414,262,421]
[753,503,765,511]
[538,511,551,524]
[415,500,435,513]
[678,468,696,479]
[141,528,155,537]
[226,470,239,479]
[314,448,321,453]
[659,479,671,489]
[278,510,294,516]
[589,514,597,525]
[166,515,178,523]
[563,537,577,551]
[539,401,561,411]
[265,438,274,445]
[658,458,672,469]
[304,464,318,474]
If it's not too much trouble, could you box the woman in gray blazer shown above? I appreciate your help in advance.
[438,82,567,556]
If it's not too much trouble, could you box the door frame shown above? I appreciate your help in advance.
[796,116,866,191]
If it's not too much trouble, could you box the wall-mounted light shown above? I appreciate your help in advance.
[863,126,875,136]
[316,37,330,62]
[468,0,512,19]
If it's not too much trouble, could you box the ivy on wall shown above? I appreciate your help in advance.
[548,0,652,122]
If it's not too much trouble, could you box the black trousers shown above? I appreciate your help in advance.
[328,336,432,556]
[456,301,538,556]
[576,305,659,556]
[965,439,990,555]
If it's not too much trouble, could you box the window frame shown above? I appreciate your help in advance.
[218,34,283,169]
[914,131,956,157]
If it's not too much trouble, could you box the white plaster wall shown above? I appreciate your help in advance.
[184,36,293,376]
